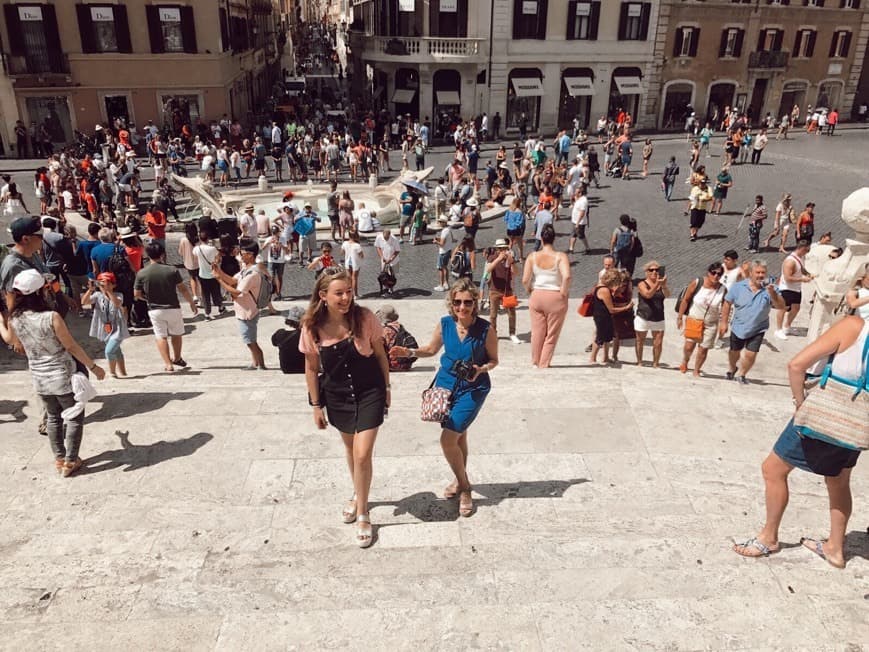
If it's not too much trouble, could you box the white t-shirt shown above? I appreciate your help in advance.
[265,236,287,263]
[437,226,455,255]
[240,213,257,239]
[571,196,589,226]
[374,234,400,265]
[201,154,214,171]
[193,243,218,280]
[356,209,373,232]
[341,241,364,270]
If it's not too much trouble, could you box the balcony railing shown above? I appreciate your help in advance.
[366,36,483,58]
[3,52,70,76]
[748,50,789,69]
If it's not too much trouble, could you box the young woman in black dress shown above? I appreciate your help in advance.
[300,270,390,548]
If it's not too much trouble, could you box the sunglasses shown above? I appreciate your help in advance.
[452,299,475,308]
[647,268,660,273]
[709,270,723,277]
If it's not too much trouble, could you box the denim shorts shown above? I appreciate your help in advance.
[437,252,451,270]
[237,315,259,345]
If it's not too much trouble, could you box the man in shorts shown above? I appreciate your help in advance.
[433,215,455,291]
[568,185,590,254]
[774,239,813,340]
[719,259,785,384]
[134,242,198,372]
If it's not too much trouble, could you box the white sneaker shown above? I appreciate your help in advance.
[510,335,521,345]
[433,284,445,291]
[774,329,788,340]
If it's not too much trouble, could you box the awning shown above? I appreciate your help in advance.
[564,76,595,97]
[614,75,643,95]
[391,88,417,104]
[510,77,544,97]
[435,90,461,105]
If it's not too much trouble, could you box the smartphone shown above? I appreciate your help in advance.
[658,266,666,277]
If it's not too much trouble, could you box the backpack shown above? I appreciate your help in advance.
[463,209,477,229]
[505,210,524,231]
[384,322,418,371]
[243,268,273,310]
[450,249,471,278]
[631,234,644,258]
[107,245,135,289]
[614,228,633,252]
[674,277,701,314]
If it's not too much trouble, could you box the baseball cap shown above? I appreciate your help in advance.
[9,216,41,242]
[12,268,46,295]
[285,305,305,325]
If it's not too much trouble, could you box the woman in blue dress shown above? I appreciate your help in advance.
[392,278,499,517]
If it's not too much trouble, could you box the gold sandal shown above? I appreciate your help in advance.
[342,495,357,524]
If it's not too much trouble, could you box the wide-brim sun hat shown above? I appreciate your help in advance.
[494,238,509,248]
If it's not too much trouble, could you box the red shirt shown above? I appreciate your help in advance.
[145,210,167,239]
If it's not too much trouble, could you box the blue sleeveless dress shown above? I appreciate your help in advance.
[434,315,491,433]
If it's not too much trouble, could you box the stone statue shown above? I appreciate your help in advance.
[804,187,869,341]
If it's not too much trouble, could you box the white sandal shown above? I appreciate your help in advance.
[356,514,373,548]
[342,495,357,524]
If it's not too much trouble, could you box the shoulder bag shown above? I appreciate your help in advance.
[420,322,482,423]
[501,263,519,309]
[793,335,869,450]
[683,284,724,341]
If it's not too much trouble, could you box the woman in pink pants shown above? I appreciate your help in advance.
[522,224,571,367]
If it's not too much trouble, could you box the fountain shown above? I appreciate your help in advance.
[804,187,869,340]
[171,167,437,229]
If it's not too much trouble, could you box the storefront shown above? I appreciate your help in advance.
[558,68,594,131]
[507,68,543,132]
[609,67,642,120]
[392,67,419,118]
[24,95,73,146]
[160,93,202,133]
[661,81,694,131]
[777,80,808,121]
[433,69,461,140]
[706,81,737,124]
[815,79,843,110]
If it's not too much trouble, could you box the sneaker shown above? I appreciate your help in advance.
[433,284,446,291]
[205,314,213,321]
[774,329,788,340]
[786,326,797,336]
[510,334,521,345]
[736,375,749,385]
[584,344,593,353]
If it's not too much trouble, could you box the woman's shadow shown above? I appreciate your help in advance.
[371,478,589,522]
[79,429,213,475]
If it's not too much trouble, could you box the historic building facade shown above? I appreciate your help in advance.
[349,0,661,135]
[650,0,868,129]
[0,0,284,153]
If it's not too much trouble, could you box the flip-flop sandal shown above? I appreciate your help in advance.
[733,537,779,558]
[800,537,845,569]
[171,358,187,368]
[443,482,459,499]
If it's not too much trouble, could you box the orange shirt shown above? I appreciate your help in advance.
[145,210,167,239]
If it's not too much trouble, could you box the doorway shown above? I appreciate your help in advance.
[104,95,130,128]
[748,79,768,123]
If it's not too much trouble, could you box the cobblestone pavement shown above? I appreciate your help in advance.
[3,126,867,299]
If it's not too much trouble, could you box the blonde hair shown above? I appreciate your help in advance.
[301,269,363,338]
[600,269,622,288]
[446,277,480,319]
[644,260,661,272]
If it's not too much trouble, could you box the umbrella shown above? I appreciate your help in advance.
[401,179,429,196]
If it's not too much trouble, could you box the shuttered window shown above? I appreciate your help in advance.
[617,2,651,41]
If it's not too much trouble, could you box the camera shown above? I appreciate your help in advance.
[450,359,475,381]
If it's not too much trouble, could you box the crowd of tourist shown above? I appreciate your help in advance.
[1,24,866,556]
